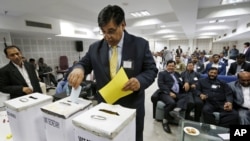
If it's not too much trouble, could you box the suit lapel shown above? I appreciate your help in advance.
[9,62,27,84]
[98,40,110,78]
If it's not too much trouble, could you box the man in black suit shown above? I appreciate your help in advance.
[157,60,188,133]
[227,53,250,75]
[176,46,183,56]
[0,45,42,99]
[67,5,158,141]
[191,55,204,74]
[243,42,250,62]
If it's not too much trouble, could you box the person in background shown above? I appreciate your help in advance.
[199,52,208,64]
[243,42,250,62]
[222,46,228,57]
[162,46,173,68]
[181,62,203,121]
[38,57,58,86]
[204,54,227,75]
[228,71,250,125]
[55,61,78,94]
[175,55,186,74]
[229,45,239,60]
[158,60,188,133]
[176,45,183,56]
[219,52,228,66]
[29,58,40,80]
[0,45,42,99]
[196,67,239,128]
[191,55,204,74]
[67,5,158,141]
[227,53,250,75]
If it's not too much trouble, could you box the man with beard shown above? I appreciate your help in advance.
[196,67,239,127]
[191,55,204,74]
[227,53,250,76]
[204,54,227,75]
[228,71,250,125]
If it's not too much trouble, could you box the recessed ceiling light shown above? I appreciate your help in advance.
[209,20,216,23]
[160,25,166,28]
[218,19,225,23]
[130,10,150,17]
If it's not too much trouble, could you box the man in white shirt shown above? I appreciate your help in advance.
[0,45,42,99]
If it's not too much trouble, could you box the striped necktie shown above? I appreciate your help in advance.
[110,46,118,79]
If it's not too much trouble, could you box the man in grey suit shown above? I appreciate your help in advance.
[0,45,42,99]
[228,71,250,125]
[68,5,158,141]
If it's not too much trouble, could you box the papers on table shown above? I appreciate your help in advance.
[218,133,230,141]
[99,67,133,104]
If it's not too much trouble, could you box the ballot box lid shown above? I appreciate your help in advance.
[4,93,53,112]
[72,102,136,139]
[41,97,92,119]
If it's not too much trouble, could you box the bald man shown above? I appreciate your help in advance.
[228,71,250,125]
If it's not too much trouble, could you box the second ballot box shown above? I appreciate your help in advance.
[72,102,136,141]
[41,97,92,141]
[4,93,53,141]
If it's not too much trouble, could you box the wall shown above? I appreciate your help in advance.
[0,36,97,71]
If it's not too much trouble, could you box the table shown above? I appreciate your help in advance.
[179,119,229,141]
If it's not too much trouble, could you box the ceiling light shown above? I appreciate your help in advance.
[209,20,216,23]
[130,10,150,17]
[218,19,225,23]
[160,25,166,28]
[221,0,250,5]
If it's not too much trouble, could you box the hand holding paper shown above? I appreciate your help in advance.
[69,86,82,103]
[99,67,133,104]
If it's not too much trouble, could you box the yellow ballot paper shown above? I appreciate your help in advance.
[99,67,133,104]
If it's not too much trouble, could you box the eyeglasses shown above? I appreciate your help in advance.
[101,25,120,37]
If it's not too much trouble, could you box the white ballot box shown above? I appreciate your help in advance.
[4,93,53,141]
[0,111,13,141]
[41,97,92,141]
[72,102,136,141]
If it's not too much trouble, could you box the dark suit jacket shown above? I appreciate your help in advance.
[227,62,250,75]
[194,61,205,74]
[176,48,182,56]
[245,47,250,62]
[204,62,227,75]
[157,70,184,95]
[0,61,42,99]
[77,31,158,109]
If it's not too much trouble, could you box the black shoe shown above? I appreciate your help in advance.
[162,122,171,133]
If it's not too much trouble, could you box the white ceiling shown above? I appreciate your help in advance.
[0,0,250,42]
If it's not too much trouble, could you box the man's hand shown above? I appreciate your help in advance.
[23,87,33,94]
[224,102,233,111]
[183,82,190,92]
[68,68,84,89]
[170,92,176,99]
[122,77,140,91]
[200,93,207,100]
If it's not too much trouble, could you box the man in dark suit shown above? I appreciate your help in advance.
[0,45,42,99]
[191,55,204,74]
[176,46,183,56]
[227,53,250,75]
[243,42,250,62]
[158,60,188,133]
[196,67,239,128]
[67,5,158,141]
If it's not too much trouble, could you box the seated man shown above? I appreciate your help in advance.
[227,53,250,76]
[204,54,227,75]
[196,67,239,128]
[181,62,203,122]
[158,60,188,133]
[0,45,42,99]
[228,71,250,125]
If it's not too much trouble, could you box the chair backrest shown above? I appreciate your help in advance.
[59,56,69,70]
